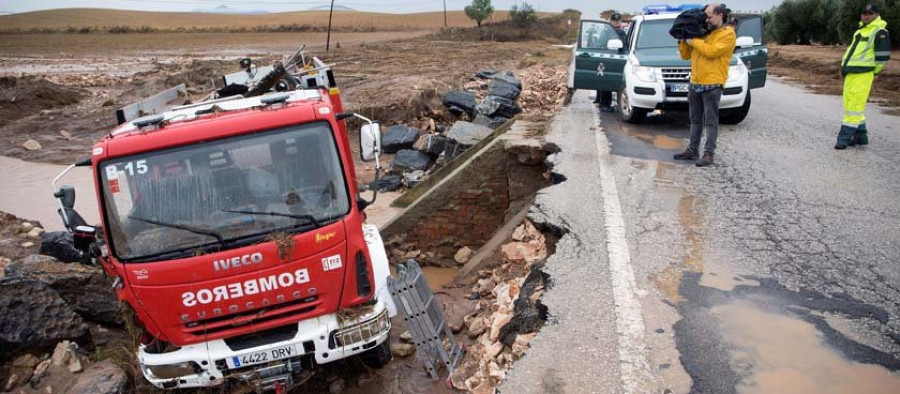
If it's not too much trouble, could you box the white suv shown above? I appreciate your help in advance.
[568,12,767,124]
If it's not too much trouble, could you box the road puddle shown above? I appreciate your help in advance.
[652,193,703,303]
[0,156,98,231]
[390,265,458,289]
[714,302,900,394]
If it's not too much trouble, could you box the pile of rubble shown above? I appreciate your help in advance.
[449,220,549,393]
[516,63,569,122]
[371,70,524,195]
[2,340,127,394]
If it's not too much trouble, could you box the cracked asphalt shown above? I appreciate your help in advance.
[501,79,900,393]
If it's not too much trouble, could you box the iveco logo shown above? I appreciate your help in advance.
[214,252,264,271]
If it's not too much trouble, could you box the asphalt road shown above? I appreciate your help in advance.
[502,79,900,393]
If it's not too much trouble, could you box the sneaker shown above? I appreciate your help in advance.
[834,142,848,150]
[695,153,714,167]
[600,106,615,113]
[673,150,698,160]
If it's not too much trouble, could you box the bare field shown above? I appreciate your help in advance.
[0,9,550,31]
[768,44,900,114]
[0,31,431,56]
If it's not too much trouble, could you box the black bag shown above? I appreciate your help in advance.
[669,8,709,39]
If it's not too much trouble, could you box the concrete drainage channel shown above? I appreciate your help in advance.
[304,118,567,394]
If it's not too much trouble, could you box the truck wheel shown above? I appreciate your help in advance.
[359,340,392,369]
[720,90,751,125]
[618,86,648,124]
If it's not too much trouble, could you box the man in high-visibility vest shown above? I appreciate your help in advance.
[836,3,891,150]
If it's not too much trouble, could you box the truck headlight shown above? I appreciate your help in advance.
[727,65,745,83]
[146,362,200,379]
[633,66,657,83]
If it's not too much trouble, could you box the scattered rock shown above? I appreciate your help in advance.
[32,359,51,380]
[391,150,433,173]
[21,241,35,248]
[381,125,420,154]
[488,77,522,101]
[511,221,542,243]
[28,227,45,239]
[501,241,547,265]
[390,342,416,358]
[489,311,513,341]
[422,134,448,157]
[39,231,86,264]
[467,317,487,338]
[0,257,11,277]
[476,95,522,119]
[402,170,425,188]
[484,341,504,359]
[22,222,35,232]
[454,246,474,264]
[59,130,73,140]
[475,278,496,296]
[442,91,477,116]
[369,175,403,192]
[472,114,509,130]
[23,139,43,151]
[13,353,42,368]
[512,333,537,358]
[399,330,413,343]
[7,255,122,326]
[445,121,493,159]
[474,69,499,79]
[50,341,82,373]
[65,360,127,394]
[0,277,90,357]
[328,378,345,394]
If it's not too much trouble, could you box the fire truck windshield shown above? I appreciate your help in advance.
[100,121,350,262]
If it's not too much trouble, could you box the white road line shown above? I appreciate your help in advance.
[592,109,653,393]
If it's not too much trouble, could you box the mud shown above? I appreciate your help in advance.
[0,156,98,232]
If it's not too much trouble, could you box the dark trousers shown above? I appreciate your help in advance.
[688,87,722,155]
[597,90,613,107]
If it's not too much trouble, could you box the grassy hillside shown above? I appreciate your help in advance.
[0,8,556,32]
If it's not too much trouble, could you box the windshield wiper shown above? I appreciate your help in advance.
[129,216,225,246]
[220,209,321,228]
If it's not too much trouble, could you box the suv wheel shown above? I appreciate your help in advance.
[720,90,751,125]
[618,85,648,123]
[358,340,392,369]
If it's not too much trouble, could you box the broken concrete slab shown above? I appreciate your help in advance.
[381,125,421,154]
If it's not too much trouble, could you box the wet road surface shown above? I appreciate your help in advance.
[503,79,900,393]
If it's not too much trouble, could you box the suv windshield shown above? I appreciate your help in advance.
[636,19,680,49]
[100,121,350,262]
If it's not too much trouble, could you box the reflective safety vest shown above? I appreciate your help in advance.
[842,16,891,75]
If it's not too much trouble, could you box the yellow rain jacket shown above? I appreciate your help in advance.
[678,26,737,85]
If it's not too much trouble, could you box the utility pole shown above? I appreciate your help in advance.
[443,0,447,28]
[326,0,335,51]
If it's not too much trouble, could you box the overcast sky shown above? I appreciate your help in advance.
[0,0,784,16]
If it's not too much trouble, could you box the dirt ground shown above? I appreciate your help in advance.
[768,44,900,115]
[0,211,42,262]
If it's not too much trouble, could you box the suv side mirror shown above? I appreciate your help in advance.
[360,122,382,162]
[608,39,624,51]
[736,36,755,48]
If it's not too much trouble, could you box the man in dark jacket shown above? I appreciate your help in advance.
[596,13,628,112]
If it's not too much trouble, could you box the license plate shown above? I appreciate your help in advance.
[670,83,689,93]
[225,344,300,369]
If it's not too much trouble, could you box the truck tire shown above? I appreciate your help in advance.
[618,85,648,123]
[359,340,392,369]
[720,90,751,125]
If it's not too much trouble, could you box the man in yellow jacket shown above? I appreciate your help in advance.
[674,4,736,167]
[836,4,891,150]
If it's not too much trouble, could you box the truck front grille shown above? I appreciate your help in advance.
[182,296,319,336]
[662,68,691,82]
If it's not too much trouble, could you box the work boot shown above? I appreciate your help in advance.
[835,126,855,150]
[600,106,615,113]
[673,149,699,161]
[854,130,869,145]
[695,153,714,167]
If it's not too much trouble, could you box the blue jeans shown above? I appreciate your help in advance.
[688,87,722,155]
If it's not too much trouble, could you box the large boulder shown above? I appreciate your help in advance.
[6,255,122,327]
[381,125,420,154]
[473,114,510,130]
[0,277,90,359]
[477,96,522,119]
[488,77,522,101]
[391,150,433,173]
[65,360,128,394]
[444,121,494,159]
[39,231,87,264]
[442,91,477,116]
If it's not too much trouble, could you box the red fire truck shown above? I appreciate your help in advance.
[51,55,395,391]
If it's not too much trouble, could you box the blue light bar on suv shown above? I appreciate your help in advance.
[642,4,704,14]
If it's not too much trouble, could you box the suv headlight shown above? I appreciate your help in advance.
[146,362,200,380]
[632,65,657,83]
[727,64,745,83]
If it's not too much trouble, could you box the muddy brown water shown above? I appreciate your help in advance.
[389,265,458,290]
[715,302,900,394]
[0,155,99,231]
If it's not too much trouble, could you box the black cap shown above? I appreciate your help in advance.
[862,4,878,14]
[610,13,622,21]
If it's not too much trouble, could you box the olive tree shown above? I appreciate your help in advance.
[465,0,494,28]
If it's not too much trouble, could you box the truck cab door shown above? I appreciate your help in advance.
[572,20,628,92]
[734,15,767,89]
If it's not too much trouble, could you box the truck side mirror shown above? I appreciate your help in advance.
[608,39,624,51]
[56,185,76,209]
[736,36,755,48]
[360,122,382,162]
